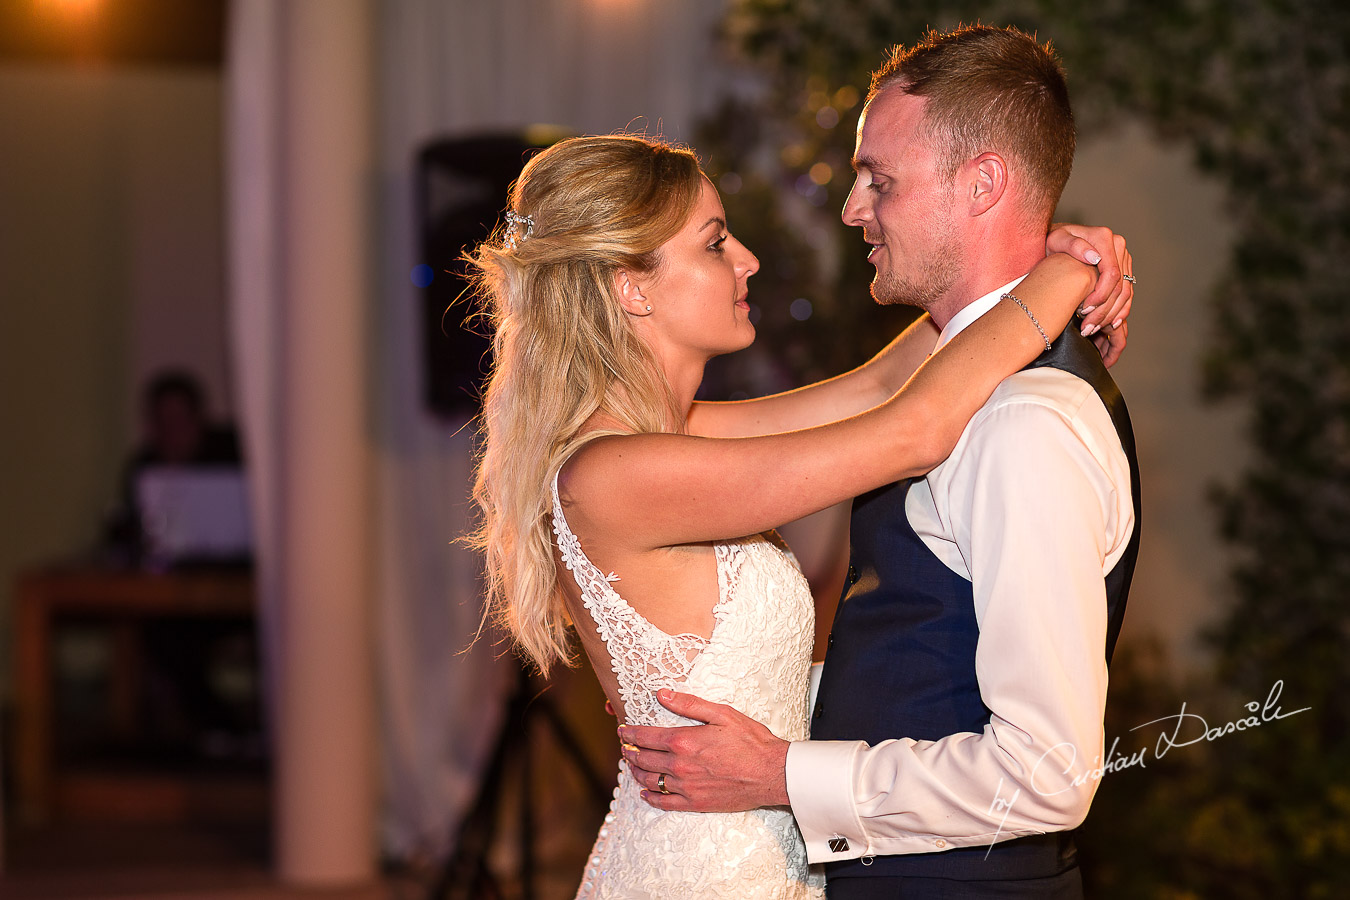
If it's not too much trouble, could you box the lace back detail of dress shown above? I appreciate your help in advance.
[552,474,718,727]
[553,469,824,897]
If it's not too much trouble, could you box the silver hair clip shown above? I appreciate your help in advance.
[503,211,534,250]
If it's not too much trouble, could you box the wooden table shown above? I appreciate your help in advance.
[12,568,264,825]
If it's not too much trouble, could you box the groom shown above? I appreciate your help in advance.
[620,25,1140,898]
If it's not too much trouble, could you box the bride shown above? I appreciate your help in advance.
[466,134,1128,898]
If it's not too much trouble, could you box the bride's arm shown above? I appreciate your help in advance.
[685,223,1133,439]
[685,313,939,438]
[564,253,1094,550]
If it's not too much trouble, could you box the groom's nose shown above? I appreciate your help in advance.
[842,177,871,227]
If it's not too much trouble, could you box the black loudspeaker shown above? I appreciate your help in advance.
[416,132,563,416]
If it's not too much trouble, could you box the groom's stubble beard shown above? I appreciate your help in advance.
[869,187,964,313]
[870,239,961,311]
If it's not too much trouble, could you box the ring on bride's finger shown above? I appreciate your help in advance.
[1122,274,1137,284]
[657,773,670,795]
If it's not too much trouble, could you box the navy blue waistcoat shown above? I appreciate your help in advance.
[812,326,1141,882]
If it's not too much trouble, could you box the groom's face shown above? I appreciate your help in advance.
[842,88,962,311]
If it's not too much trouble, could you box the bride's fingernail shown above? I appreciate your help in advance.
[1113,317,1124,329]
[1086,250,1101,264]
[1079,305,1096,316]
[1081,323,1099,336]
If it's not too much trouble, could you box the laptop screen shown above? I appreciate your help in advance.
[136,466,253,565]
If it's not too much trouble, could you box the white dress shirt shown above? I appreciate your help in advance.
[785,278,1136,863]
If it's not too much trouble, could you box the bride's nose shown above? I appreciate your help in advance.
[735,239,759,279]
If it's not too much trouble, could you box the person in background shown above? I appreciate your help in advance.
[104,369,240,561]
[99,370,256,759]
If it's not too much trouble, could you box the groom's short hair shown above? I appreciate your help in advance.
[870,24,1075,225]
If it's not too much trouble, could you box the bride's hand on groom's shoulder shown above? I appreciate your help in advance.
[618,690,790,813]
[1046,222,1135,368]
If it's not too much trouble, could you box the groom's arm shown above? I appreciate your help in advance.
[784,386,1132,861]
[622,378,1134,862]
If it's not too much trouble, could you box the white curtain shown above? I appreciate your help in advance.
[228,0,379,883]
[225,0,284,703]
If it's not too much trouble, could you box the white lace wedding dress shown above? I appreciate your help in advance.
[552,475,826,899]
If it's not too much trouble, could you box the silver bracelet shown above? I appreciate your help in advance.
[1002,292,1052,352]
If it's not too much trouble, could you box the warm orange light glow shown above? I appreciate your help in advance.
[38,0,100,19]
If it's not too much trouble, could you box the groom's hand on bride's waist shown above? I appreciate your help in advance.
[618,689,790,813]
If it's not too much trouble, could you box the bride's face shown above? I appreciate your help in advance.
[640,178,759,363]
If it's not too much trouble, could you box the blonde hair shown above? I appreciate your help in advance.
[466,135,704,674]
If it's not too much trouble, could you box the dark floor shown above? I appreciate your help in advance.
[0,818,610,899]
[0,822,417,899]
[0,665,617,899]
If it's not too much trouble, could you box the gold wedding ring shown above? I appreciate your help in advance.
[657,773,670,795]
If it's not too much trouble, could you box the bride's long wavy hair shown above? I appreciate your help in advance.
[465,135,704,674]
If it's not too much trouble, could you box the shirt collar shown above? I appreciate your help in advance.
[933,274,1028,353]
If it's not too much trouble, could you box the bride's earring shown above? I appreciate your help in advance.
[645,305,652,312]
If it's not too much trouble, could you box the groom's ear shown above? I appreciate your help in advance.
[613,269,653,317]
[966,152,1008,217]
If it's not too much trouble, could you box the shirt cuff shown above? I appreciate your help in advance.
[785,739,869,863]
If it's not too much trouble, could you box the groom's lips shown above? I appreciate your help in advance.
[864,232,884,261]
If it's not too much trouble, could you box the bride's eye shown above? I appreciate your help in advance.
[710,235,728,252]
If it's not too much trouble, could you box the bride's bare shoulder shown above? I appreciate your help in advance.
[558,432,641,502]
[557,430,682,533]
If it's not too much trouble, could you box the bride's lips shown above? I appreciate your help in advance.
[735,293,751,310]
